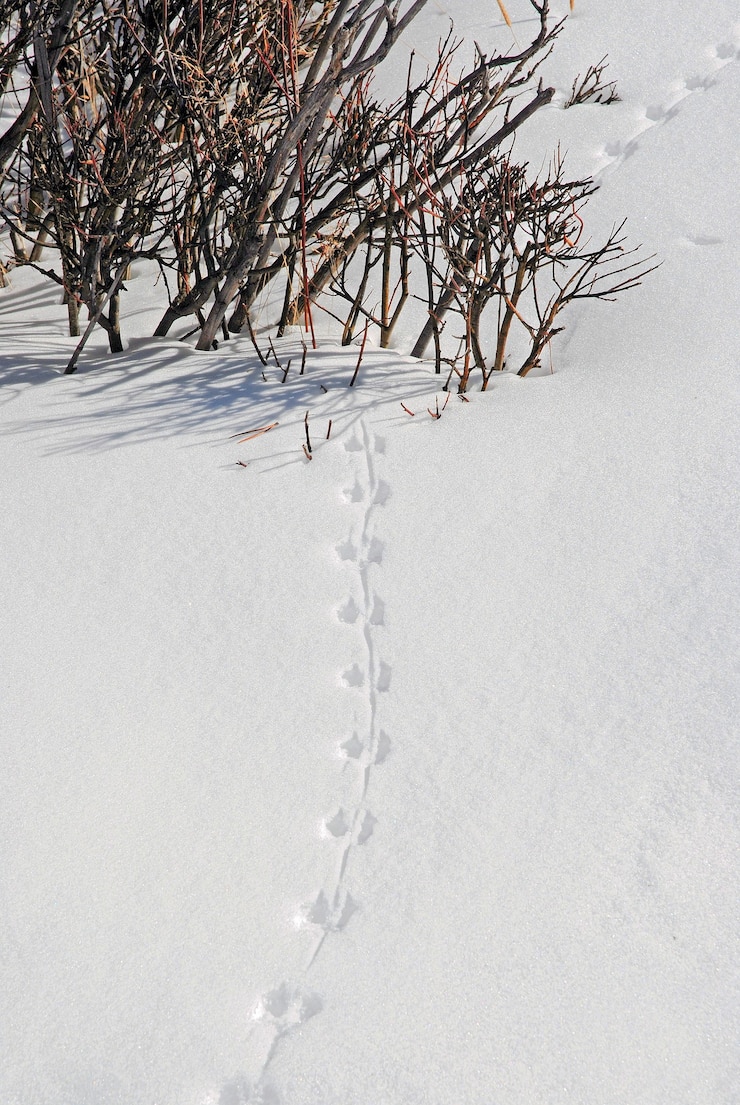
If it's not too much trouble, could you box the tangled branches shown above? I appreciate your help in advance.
[0,0,655,382]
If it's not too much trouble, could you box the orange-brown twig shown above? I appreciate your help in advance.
[232,421,279,442]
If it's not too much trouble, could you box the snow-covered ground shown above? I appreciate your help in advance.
[1,2,739,1103]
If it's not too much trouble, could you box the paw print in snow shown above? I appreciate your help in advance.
[252,983,323,1033]
[322,809,350,838]
[296,888,358,933]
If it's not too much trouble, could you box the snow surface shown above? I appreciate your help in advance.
[1,2,739,1103]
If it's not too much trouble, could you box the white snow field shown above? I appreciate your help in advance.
[1,2,739,1103]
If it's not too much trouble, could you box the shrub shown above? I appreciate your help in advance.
[0,0,655,383]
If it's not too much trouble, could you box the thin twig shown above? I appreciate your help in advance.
[232,421,279,442]
[349,320,369,387]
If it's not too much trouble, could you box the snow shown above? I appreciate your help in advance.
[1,2,739,1104]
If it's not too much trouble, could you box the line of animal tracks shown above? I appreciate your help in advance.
[223,420,391,1105]
[597,34,740,179]
[211,31,740,1105]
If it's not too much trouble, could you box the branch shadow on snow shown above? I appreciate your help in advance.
[0,329,439,459]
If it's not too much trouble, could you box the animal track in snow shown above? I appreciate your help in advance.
[323,809,350,838]
[337,596,360,624]
[321,423,392,956]
[341,663,364,688]
[598,38,739,176]
[344,478,365,503]
[356,811,377,845]
[374,479,391,505]
[713,41,740,61]
[603,137,638,162]
[259,418,392,1087]
[683,72,716,92]
[335,538,358,562]
[684,233,723,247]
[296,888,358,933]
[253,983,323,1031]
[376,662,392,693]
[367,537,384,564]
[340,731,365,760]
[375,730,392,764]
[339,728,391,766]
[369,595,385,626]
[644,102,679,123]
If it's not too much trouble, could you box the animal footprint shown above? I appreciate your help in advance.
[341,663,364,688]
[297,889,358,932]
[714,41,739,60]
[323,809,350,838]
[645,101,675,122]
[684,73,715,91]
[344,434,364,452]
[335,538,358,562]
[375,730,392,764]
[344,479,365,503]
[253,983,323,1030]
[337,596,360,624]
[606,137,639,162]
[339,730,391,765]
[340,732,365,760]
[367,537,384,565]
[373,480,391,506]
[685,233,723,247]
[369,595,385,626]
[376,662,392,693]
[356,810,377,845]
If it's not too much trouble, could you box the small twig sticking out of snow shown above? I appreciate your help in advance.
[282,359,292,383]
[302,444,313,461]
[565,56,620,108]
[401,402,415,416]
[349,321,369,387]
[300,342,307,375]
[326,419,333,440]
[268,337,283,368]
[428,393,449,420]
[246,314,268,366]
[304,410,312,455]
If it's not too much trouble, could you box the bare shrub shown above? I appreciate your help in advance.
[565,56,621,108]
[405,149,657,390]
[0,0,654,384]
